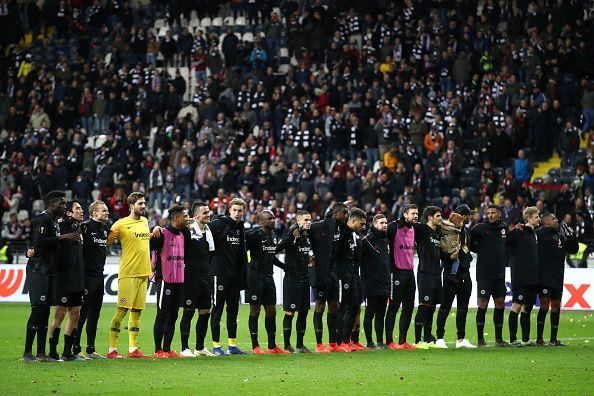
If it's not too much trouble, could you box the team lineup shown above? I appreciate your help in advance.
[21,190,578,362]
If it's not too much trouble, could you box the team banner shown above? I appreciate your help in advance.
[1,264,593,310]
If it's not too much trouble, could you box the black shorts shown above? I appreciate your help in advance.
[183,273,213,310]
[246,270,276,306]
[512,285,538,306]
[476,279,507,299]
[338,277,361,306]
[213,276,241,307]
[539,287,562,300]
[27,270,53,306]
[283,278,310,312]
[156,280,184,312]
[55,292,84,307]
[313,272,340,302]
[390,269,416,305]
[417,272,443,306]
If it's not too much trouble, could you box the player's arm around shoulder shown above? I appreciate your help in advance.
[107,218,122,245]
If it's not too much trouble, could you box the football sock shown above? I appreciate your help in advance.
[109,308,126,349]
[351,330,360,344]
[398,307,413,345]
[520,311,531,342]
[537,308,548,341]
[49,327,60,357]
[414,306,426,344]
[283,314,293,348]
[327,312,337,344]
[180,309,194,351]
[476,307,487,341]
[508,311,519,342]
[296,311,307,348]
[36,306,50,355]
[423,306,435,342]
[265,316,276,349]
[385,302,398,344]
[24,310,37,354]
[196,313,209,351]
[550,311,560,342]
[313,311,324,344]
[249,315,259,349]
[128,310,141,351]
[63,328,76,356]
[493,308,504,341]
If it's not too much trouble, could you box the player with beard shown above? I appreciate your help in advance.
[360,214,390,349]
[48,200,86,361]
[179,201,216,357]
[310,203,349,353]
[535,214,578,346]
[435,205,476,349]
[412,206,445,349]
[72,200,110,359]
[385,204,419,350]
[507,206,541,346]
[23,191,78,363]
[336,208,366,352]
[106,192,157,359]
[245,210,289,354]
[276,210,315,353]
[209,198,248,355]
[469,205,511,347]
[151,205,188,358]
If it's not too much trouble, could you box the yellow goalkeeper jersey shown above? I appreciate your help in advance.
[108,216,152,279]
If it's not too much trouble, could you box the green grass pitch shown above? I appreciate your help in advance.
[0,303,592,395]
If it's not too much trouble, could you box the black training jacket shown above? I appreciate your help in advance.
[507,225,539,287]
[27,211,60,275]
[309,215,341,287]
[469,220,508,281]
[414,223,443,275]
[360,226,391,297]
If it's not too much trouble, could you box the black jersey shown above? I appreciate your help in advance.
[360,226,390,297]
[469,221,508,281]
[27,211,60,275]
[414,224,442,274]
[54,218,84,294]
[536,227,578,289]
[183,223,213,277]
[276,224,312,282]
[507,226,539,287]
[81,219,108,277]
[210,216,247,278]
[336,225,361,281]
[246,226,281,275]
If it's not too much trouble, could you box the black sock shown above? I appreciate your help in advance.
[249,315,259,349]
[520,311,531,342]
[509,311,519,342]
[195,313,209,351]
[493,308,504,342]
[364,310,374,345]
[36,307,50,356]
[398,307,413,345]
[63,330,75,357]
[385,303,398,344]
[550,311,560,342]
[476,308,486,342]
[265,316,276,350]
[351,329,359,344]
[414,306,426,344]
[24,311,37,355]
[180,309,194,351]
[537,309,548,341]
[327,312,337,344]
[283,314,294,348]
[296,312,307,348]
[423,306,435,342]
[313,311,324,344]
[49,328,61,357]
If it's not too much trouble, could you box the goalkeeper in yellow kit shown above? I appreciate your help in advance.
[106,192,159,359]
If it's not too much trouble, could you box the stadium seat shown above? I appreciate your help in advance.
[235,16,246,26]
[158,27,168,37]
[17,210,29,221]
[277,64,291,75]
[189,18,201,29]
[190,10,198,20]
[154,18,166,29]
[280,47,289,58]
[224,16,234,26]
[32,199,45,213]
[242,32,254,42]
[212,17,223,27]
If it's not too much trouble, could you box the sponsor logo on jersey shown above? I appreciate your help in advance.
[227,236,240,244]
[134,232,151,239]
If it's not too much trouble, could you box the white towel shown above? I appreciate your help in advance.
[190,221,215,252]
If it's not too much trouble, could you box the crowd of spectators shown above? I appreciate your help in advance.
[0,0,593,261]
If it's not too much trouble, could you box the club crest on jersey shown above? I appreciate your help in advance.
[501,229,506,236]
[120,297,126,304]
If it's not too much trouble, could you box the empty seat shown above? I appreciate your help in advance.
[235,16,246,26]
[189,18,201,29]
[154,18,166,28]
[200,17,211,27]
[223,16,234,26]
[242,32,254,42]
